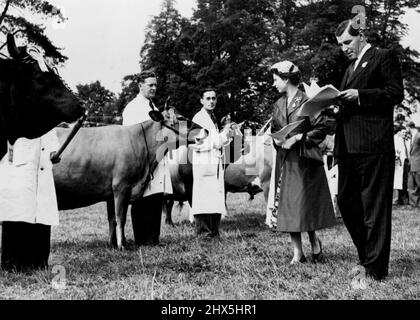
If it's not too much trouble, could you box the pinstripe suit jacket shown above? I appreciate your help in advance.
[334,47,404,156]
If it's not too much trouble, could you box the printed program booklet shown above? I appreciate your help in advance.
[297,82,340,117]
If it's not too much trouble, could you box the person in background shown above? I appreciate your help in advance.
[407,115,420,208]
[393,124,410,206]
[190,88,234,238]
[269,61,336,265]
[122,70,172,246]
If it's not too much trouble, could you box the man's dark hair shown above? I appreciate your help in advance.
[335,19,360,37]
[137,70,157,84]
[201,87,217,98]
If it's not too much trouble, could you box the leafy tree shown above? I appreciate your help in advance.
[115,73,140,114]
[134,0,420,125]
[0,0,67,64]
[176,0,276,122]
[289,0,420,99]
[140,0,190,112]
[76,81,117,125]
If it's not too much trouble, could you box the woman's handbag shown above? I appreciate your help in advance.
[299,139,324,165]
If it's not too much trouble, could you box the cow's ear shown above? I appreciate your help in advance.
[7,34,20,59]
[149,110,164,122]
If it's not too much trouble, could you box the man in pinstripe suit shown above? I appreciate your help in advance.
[334,20,404,283]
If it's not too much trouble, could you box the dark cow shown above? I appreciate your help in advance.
[164,133,274,225]
[53,110,204,250]
[0,34,84,158]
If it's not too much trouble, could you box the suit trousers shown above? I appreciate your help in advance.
[337,153,394,280]
[1,221,51,272]
[407,171,420,207]
[194,214,221,238]
[131,193,163,246]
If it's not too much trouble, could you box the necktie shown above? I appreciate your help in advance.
[149,99,156,111]
[209,111,219,130]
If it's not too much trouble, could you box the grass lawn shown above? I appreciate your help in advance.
[0,193,419,300]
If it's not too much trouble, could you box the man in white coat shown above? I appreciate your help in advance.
[393,126,410,205]
[0,129,60,271]
[122,70,172,246]
[191,89,233,238]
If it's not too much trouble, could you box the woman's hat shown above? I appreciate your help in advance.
[270,61,300,76]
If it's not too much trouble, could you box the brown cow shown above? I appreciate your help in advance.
[53,110,204,249]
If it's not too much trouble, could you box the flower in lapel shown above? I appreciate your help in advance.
[362,61,368,69]
[293,96,302,110]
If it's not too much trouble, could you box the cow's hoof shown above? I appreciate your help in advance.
[109,242,118,249]
[165,219,175,227]
[118,245,126,251]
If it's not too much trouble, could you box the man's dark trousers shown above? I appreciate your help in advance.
[1,221,51,272]
[131,193,163,246]
[194,214,221,238]
[337,152,394,280]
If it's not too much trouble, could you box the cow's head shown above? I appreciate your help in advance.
[146,107,207,163]
[0,34,85,146]
[150,106,207,145]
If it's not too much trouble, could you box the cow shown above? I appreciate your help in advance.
[0,34,84,159]
[164,131,274,225]
[53,109,205,250]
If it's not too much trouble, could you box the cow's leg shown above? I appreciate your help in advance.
[107,199,117,248]
[114,192,129,251]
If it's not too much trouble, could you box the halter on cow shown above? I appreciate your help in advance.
[0,33,85,158]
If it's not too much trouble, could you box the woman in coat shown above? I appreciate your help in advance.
[269,61,336,264]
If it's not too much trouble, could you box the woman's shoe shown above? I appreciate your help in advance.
[311,239,324,263]
[290,255,307,265]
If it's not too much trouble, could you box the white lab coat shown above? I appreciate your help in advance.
[122,93,172,196]
[0,129,60,226]
[190,108,231,216]
[394,132,410,190]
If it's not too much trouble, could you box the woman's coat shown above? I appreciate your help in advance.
[270,90,336,232]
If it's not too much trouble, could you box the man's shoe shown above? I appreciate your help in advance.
[348,265,365,279]
[351,273,371,290]
[366,269,388,281]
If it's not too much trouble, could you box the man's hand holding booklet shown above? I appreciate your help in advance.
[296,81,340,117]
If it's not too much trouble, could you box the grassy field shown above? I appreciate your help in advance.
[0,193,419,300]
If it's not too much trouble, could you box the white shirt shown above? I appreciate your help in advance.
[122,93,172,196]
[353,43,372,106]
[0,130,60,226]
[354,43,372,70]
[123,94,157,126]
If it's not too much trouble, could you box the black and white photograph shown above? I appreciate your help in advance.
[0,0,419,304]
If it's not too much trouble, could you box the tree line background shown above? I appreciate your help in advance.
[1,0,419,127]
